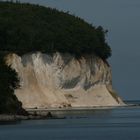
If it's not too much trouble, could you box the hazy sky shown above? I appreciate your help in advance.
[4,0,140,100]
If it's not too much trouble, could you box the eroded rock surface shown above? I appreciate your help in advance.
[6,52,124,108]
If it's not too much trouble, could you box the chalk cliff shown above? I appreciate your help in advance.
[6,52,124,108]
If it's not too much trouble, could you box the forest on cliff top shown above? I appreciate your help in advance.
[0,1,111,59]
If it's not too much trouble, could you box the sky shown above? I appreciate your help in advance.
[3,0,140,100]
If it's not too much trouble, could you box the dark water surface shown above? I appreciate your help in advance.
[1,103,140,140]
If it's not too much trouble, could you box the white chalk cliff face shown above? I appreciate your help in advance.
[6,52,124,108]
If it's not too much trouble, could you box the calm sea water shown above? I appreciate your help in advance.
[0,101,140,140]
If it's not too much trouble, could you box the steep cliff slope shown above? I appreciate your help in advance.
[6,52,124,108]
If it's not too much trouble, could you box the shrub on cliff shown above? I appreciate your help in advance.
[0,53,27,114]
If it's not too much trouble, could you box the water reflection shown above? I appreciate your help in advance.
[50,108,113,119]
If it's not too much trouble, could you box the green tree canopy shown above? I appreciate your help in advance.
[0,52,26,114]
[0,1,111,59]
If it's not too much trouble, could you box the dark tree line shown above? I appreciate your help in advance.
[0,1,111,59]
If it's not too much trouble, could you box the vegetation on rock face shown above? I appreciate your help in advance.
[0,52,27,114]
[0,1,111,113]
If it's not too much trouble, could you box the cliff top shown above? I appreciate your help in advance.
[0,1,111,59]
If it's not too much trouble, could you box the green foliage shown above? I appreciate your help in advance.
[0,52,26,114]
[0,1,111,59]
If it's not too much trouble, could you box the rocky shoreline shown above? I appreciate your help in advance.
[0,111,61,123]
[1,104,139,123]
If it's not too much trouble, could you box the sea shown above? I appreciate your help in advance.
[0,101,140,140]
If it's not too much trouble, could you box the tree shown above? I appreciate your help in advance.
[0,53,26,114]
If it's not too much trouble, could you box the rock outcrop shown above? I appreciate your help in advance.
[6,52,124,108]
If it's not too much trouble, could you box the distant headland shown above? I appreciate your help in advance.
[0,1,123,115]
